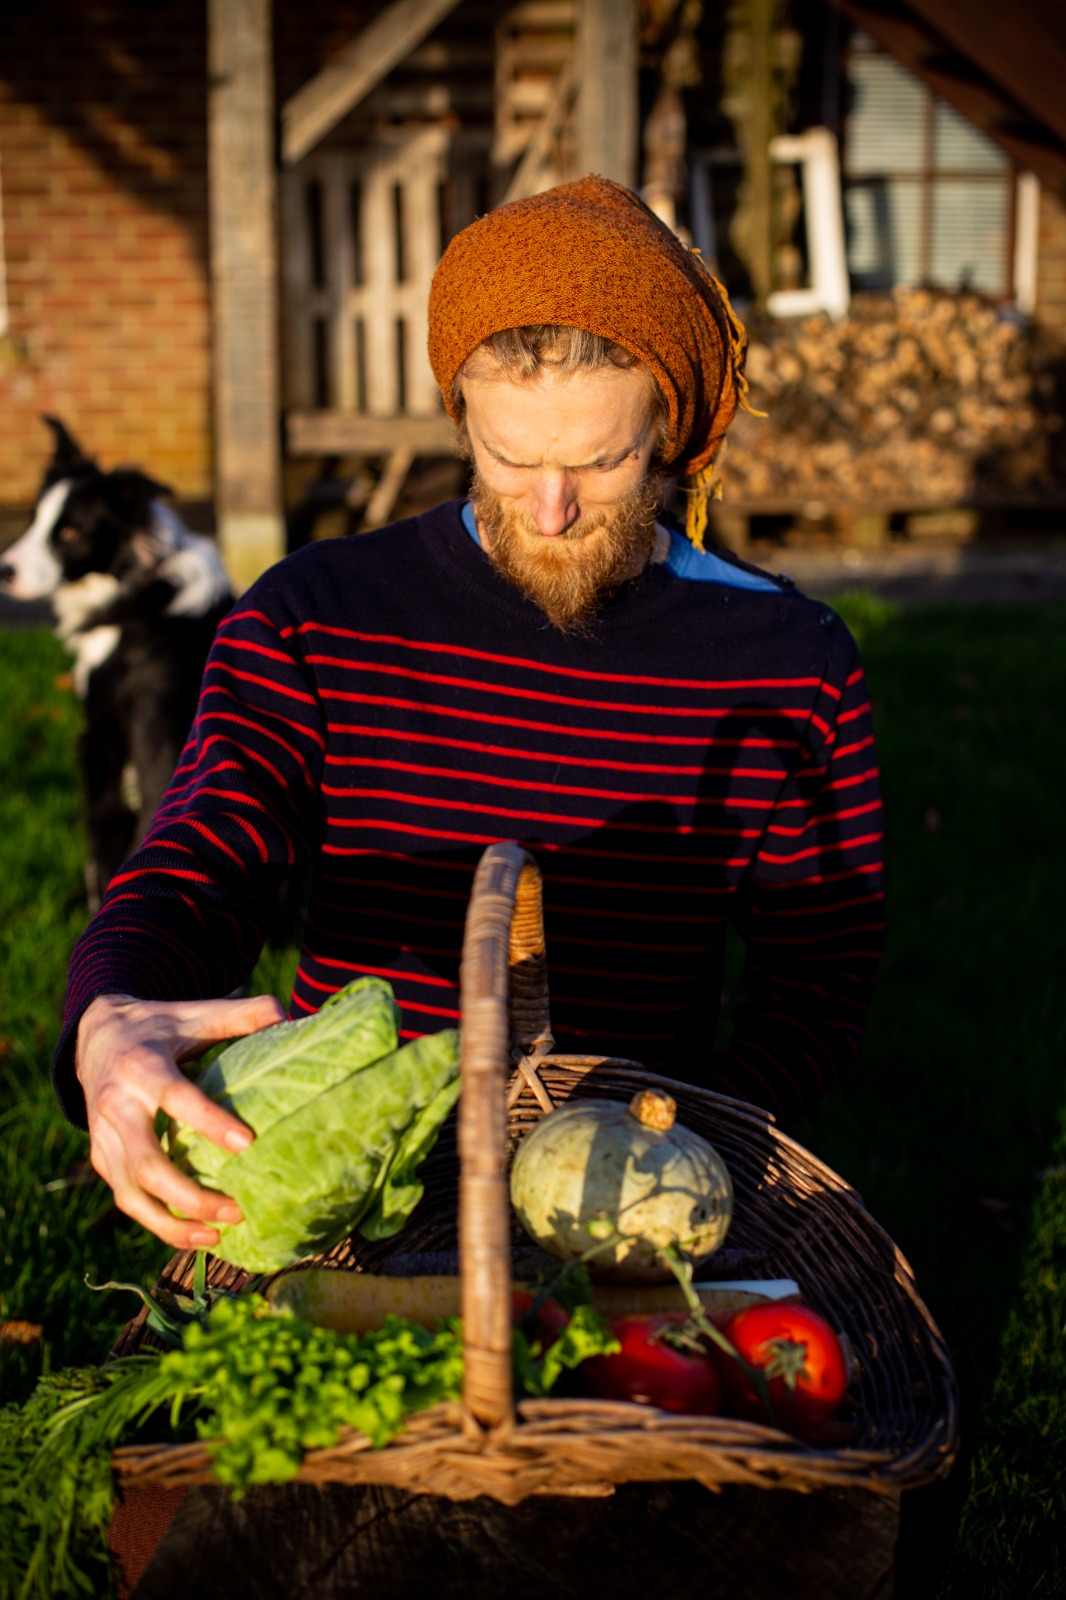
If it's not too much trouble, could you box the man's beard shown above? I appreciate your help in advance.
[470,469,663,631]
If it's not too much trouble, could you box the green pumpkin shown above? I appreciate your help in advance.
[509,1089,733,1281]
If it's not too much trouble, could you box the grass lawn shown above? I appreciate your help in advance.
[0,602,1063,1598]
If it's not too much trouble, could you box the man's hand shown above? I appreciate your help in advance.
[76,991,287,1250]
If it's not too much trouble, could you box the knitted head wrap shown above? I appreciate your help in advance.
[427,174,754,546]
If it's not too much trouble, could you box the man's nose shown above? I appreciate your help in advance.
[529,472,580,537]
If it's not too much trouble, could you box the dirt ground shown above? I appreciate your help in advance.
[3,529,1066,631]
[745,537,1066,606]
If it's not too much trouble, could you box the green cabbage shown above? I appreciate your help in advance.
[166,978,461,1272]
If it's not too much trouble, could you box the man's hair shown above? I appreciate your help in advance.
[451,324,668,448]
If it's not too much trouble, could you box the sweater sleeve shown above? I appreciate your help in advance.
[706,640,886,1125]
[52,590,327,1126]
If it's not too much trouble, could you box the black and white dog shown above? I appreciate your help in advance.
[0,417,234,910]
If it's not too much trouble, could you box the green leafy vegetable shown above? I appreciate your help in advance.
[0,1268,627,1599]
[513,1302,621,1399]
[0,1357,190,1600]
[162,1295,465,1488]
[166,979,461,1271]
[512,1265,621,1398]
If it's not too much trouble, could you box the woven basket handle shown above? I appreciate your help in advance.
[458,841,554,1431]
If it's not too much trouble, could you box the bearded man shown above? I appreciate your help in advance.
[57,177,884,1252]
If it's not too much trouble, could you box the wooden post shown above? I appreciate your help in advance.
[576,0,638,188]
[208,0,285,591]
[744,0,775,304]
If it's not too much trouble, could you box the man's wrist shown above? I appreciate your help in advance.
[75,993,139,1082]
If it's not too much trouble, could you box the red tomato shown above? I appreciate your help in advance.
[718,1303,848,1434]
[579,1314,721,1415]
[512,1290,570,1349]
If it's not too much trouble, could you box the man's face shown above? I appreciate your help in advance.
[461,364,663,630]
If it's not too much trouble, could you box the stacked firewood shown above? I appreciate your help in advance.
[718,288,1066,504]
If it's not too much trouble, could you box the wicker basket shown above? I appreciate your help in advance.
[112,842,959,1503]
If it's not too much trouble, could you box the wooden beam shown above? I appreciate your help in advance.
[503,58,577,204]
[909,0,1066,152]
[576,0,638,186]
[745,0,776,304]
[208,0,285,590]
[285,410,459,456]
[281,0,464,166]
[830,0,1066,198]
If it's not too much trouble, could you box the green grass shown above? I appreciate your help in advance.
[0,633,165,1400]
[1,605,1063,1596]
[794,596,1066,1599]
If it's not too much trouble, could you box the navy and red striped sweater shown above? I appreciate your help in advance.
[55,499,885,1128]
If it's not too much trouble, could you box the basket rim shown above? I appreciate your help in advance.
[112,1389,958,1497]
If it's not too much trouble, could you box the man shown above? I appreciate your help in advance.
[58,176,884,1254]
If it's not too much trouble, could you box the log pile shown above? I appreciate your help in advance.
[718,288,1066,506]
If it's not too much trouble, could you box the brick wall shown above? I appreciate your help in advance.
[0,2,214,514]
[1036,187,1066,335]
[0,2,399,519]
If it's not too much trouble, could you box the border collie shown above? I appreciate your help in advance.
[0,417,234,910]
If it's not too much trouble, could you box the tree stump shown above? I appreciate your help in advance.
[122,1479,900,1600]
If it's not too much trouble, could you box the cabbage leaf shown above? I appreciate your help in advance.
[166,979,460,1272]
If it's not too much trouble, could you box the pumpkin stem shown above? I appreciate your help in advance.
[628,1089,677,1132]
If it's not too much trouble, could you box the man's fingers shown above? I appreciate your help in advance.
[130,1145,243,1228]
[156,1072,255,1154]
[76,992,287,1248]
[91,1117,238,1248]
[102,1075,251,1209]
[170,993,287,1054]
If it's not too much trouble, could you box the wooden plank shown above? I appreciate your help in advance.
[325,159,357,411]
[345,130,448,416]
[361,446,416,528]
[207,0,285,590]
[503,57,577,203]
[279,173,315,410]
[362,160,401,417]
[404,159,444,414]
[495,4,577,168]
[281,0,465,166]
[509,1,576,23]
[576,0,637,186]
[286,411,458,456]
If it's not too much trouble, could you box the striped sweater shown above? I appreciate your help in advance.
[55,499,885,1128]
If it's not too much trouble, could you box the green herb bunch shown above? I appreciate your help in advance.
[162,1293,465,1488]
[0,1276,619,1599]
[0,1298,467,1600]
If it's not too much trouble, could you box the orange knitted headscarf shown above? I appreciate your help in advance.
[427,174,753,546]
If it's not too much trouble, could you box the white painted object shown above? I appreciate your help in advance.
[692,1278,800,1300]
[1014,172,1040,318]
[767,126,851,321]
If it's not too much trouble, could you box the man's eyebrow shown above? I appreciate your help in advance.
[482,440,645,470]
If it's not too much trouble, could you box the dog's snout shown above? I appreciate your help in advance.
[0,562,15,587]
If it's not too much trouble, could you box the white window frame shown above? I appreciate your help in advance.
[766,127,851,321]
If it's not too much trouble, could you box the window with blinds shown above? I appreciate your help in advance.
[843,33,1014,297]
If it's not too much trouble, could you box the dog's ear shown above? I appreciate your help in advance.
[103,469,173,534]
[40,415,96,486]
